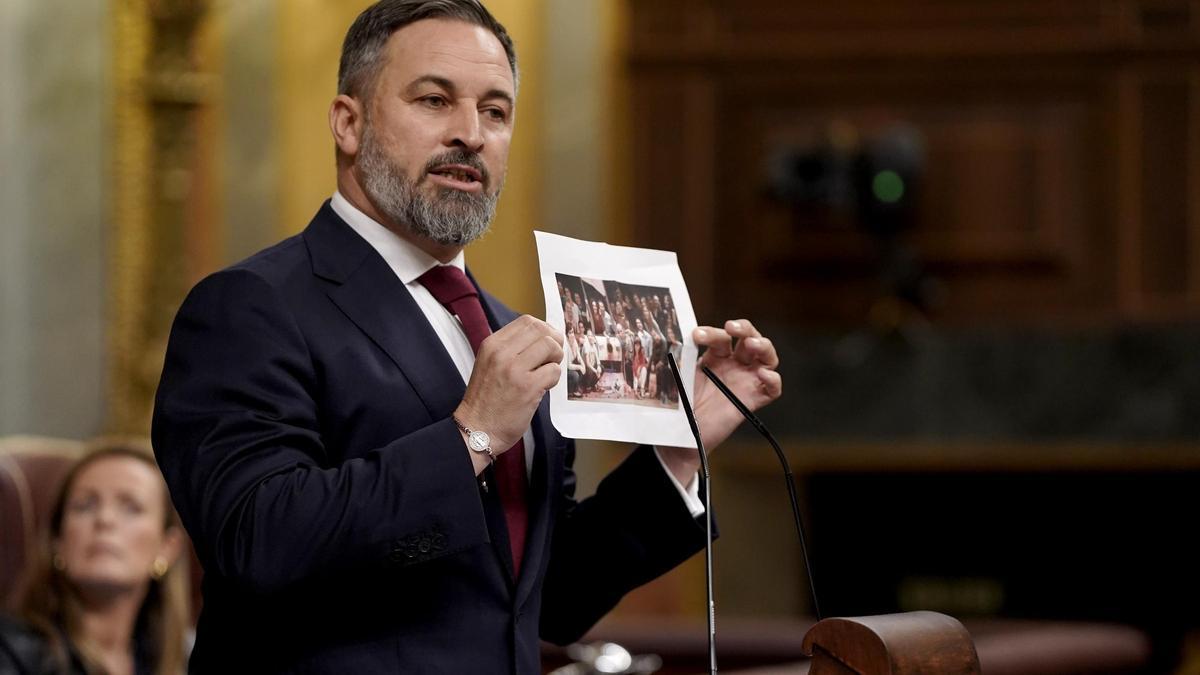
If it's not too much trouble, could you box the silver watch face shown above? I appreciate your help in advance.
[467,430,490,453]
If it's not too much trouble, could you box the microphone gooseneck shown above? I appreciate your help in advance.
[700,364,823,621]
[666,352,716,675]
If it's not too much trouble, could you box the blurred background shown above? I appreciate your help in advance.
[2,0,1199,672]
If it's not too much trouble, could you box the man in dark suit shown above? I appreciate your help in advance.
[152,1,782,673]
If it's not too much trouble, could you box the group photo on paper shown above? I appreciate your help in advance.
[557,274,684,409]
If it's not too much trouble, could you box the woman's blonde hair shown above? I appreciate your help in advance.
[11,439,190,675]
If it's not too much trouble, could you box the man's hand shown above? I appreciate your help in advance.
[455,315,564,474]
[658,319,782,484]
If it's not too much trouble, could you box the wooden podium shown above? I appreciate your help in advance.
[802,611,980,674]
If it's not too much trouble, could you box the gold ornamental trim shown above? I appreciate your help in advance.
[109,0,154,434]
[108,0,214,434]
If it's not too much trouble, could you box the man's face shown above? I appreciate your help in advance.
[356,19,515,247]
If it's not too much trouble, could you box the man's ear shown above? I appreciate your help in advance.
[330,94,365,157]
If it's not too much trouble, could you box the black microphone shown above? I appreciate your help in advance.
[699,364,823,621]
[665,352,716,675]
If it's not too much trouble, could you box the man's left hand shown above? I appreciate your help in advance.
[658,319,781,483]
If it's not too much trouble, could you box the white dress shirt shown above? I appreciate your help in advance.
[330,191,703,516]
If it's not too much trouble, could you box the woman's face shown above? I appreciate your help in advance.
[57,456,179,598]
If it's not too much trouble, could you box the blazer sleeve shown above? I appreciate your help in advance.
[152,268,489,596]
[538,443,711,644]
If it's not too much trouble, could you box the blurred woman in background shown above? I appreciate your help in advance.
[0,442,190,675]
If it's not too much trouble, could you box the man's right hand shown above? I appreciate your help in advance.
[454,315,564,474]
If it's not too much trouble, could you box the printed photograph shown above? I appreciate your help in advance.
[556,273,684,409]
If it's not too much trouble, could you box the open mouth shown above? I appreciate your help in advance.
[428,164,483,189]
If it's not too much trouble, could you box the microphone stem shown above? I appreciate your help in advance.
[701,365,823,622]
[668,352,717,675]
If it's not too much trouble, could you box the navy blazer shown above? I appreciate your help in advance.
[152,202,707,674]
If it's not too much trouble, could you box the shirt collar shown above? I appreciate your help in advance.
[330,190,465,284]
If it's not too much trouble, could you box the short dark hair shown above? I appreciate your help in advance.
[338,0,518,99]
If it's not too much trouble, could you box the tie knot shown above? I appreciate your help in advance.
[418,264,477,307]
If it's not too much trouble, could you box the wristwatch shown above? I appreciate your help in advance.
[453,416,493,463]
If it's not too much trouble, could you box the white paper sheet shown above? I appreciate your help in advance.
[535,231,699,447]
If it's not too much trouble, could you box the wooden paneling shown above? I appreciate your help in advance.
[627,0,1200,325]
[1137,75,1192,298]
[717,70,1108,322]
[630,2,1126,61]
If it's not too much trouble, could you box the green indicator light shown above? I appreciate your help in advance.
[873,170,905,204]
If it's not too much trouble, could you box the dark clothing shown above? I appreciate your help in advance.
[0,614,158,675]
[0,614,78,675]
[151,202,708,674]
[0,614,156,675]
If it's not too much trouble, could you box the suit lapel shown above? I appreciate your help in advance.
[305,207,558,595]
[304,203,464,422]
[310,215,518,583]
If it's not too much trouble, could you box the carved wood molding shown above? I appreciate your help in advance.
[109,0,215,434]
[626,0,1200,325]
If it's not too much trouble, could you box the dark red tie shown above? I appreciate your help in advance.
[417,265,529,574]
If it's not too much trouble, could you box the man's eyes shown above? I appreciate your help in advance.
[420,95,448,109]
[417,96,509,122]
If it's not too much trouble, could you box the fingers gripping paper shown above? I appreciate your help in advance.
[535,231,698,448]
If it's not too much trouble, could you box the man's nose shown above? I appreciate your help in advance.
[446,104,484,152]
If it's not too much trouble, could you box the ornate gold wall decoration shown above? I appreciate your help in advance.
[109,0,216,434]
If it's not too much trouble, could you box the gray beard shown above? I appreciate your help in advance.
[358,128,500,247]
